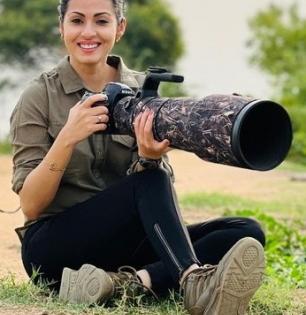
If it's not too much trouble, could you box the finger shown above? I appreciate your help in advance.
[94,114,109,124]
[92,122,108,133]
[91,105,109,116]
[143,111,155,145]
[139,109,150,141]
[81,93,108,109]
[133,113,141,137]
[155,139,171,152]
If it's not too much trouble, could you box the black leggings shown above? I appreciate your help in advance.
[22,169,265,295]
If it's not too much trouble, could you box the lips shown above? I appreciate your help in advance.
[77,42,101,52]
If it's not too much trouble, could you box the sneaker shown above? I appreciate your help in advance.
[108,265,157,301]
[180,237,265,315]
[59,264,156,304]
[59,264,114,304]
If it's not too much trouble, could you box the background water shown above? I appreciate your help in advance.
[0,0,305,138]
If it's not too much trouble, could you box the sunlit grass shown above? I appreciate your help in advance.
[179,191,306,222]
[0,139,11,154]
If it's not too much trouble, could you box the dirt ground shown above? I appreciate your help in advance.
[1,151,303,283]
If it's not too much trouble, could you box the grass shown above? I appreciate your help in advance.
[279,160,306,172]
[0,140,12,154]
[179,190,306,222]
[0,138,11,154]
[0,275,186,314]
[0,275,305,315]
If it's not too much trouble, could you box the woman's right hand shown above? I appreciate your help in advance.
[60,93,109,145]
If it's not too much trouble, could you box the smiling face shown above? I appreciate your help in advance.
[60,0,126,68]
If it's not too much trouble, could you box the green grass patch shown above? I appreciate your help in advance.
[0,275,186,314]
[279,160,306,172]
[179,191,306,221]
[0,138,11,154]
[1,275,305,315]
[249,280,306,315]
[180,192,253,211]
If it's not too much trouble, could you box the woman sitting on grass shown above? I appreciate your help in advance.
[10,0,266,314]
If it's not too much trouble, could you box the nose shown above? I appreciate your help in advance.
[81,22,96,38]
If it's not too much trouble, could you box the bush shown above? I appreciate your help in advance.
[287,106,306,165]
[224,209,306,289]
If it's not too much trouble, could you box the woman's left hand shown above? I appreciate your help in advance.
[134,109,171,159]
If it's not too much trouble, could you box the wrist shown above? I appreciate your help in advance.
[138,156,162,169]
[57,127,77,149]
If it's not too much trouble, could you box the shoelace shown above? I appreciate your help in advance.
[110,266,158,300]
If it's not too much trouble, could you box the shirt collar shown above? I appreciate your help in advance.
[57,55,140,94]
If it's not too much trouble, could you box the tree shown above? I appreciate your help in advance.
[0,0,59,65]
[247,4,306,107]
[0,0,184,71]
[247,4,306,164]
[114,0,184,70]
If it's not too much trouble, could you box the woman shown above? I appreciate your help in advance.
[10,0,266,314]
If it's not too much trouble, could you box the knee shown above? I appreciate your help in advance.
[242,218,266,247]
[134,168,169,184]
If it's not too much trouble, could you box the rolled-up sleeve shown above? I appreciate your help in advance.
[10,78,50,194]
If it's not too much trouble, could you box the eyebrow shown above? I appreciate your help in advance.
[70,12,111,17]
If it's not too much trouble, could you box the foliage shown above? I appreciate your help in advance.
[114,0,184,70]
[224,209,306,289]
[0,0,59,65]
[287,106,306,164]
[247,4,306,107]
[247,4,306,164]
[0,0,184,71]
[159,81,187,98]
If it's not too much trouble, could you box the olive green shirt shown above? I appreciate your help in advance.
[10,55,174,227]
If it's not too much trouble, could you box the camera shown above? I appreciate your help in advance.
[82,67,292,171]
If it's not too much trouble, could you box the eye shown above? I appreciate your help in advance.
[71,18,83,24]
[96,19,109,25]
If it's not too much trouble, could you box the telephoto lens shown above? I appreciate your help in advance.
[82,67,292,171]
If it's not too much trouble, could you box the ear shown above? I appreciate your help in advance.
[116,18,127,42]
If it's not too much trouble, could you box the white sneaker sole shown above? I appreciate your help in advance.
[59,264,114,304]
[205,237,265,315]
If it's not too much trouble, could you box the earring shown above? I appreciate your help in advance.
[116,37,121,43]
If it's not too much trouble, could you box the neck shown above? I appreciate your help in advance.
[70,57,118,92]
